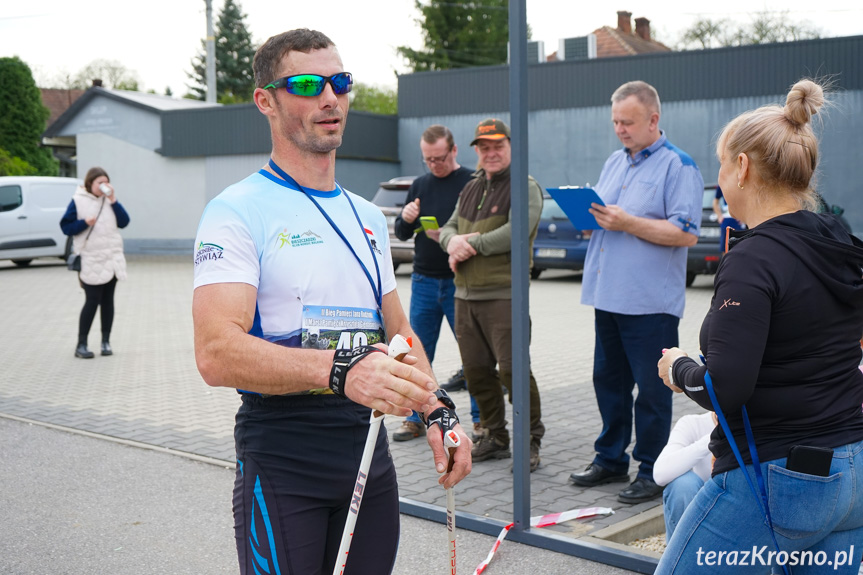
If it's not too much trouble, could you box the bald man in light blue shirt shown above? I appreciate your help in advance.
[571,81,704,504]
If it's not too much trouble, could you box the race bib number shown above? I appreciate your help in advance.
[301,305,385,351]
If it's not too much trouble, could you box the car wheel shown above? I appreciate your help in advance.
[686,272,696,287]
[12,259,33,267]
[530,268,542,280]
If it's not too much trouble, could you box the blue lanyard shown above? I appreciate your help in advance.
[701,363,791,575]
[266,159,382,310]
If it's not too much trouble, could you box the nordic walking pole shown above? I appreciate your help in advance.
[333,334,412,575]
[444,428,461,575]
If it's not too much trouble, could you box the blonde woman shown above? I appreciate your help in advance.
[656,80,863,573]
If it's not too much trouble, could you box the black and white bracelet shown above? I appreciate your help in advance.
[328,345,384,398]
[424,406,460,433]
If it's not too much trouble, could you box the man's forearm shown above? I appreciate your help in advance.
[195,325,332,394]
[625,217,697,247]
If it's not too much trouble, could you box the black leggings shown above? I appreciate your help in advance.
[78,277,117,345]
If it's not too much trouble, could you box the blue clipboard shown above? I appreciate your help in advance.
[546,187,605,230]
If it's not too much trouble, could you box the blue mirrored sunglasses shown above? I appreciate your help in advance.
[263,72,353,97]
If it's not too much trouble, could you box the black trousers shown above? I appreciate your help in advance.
[233,393,399,575]
[78,277,117,345]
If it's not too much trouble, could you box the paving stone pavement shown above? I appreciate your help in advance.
[0,255,716,564]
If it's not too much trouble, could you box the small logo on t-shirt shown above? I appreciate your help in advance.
[364,228,382,255]
[277,229,324,249]
[194,242,224,266]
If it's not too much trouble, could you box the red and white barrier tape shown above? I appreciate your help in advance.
[472,507,614,574]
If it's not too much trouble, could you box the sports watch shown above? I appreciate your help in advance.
[433,388,456,410]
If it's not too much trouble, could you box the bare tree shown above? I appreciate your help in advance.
[70,59,140,90]
[678,10,821,50]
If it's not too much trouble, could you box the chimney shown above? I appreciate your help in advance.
[635,17,651,40]
[92,79,103,87]
[617,11,632,35]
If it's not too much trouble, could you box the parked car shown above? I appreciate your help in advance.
[370,176,418,271]
[531,193,589,279]
[0,176,79,267]
[686,185,724,287]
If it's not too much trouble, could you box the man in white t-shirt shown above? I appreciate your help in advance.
[192,28,471,575]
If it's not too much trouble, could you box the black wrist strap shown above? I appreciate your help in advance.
[424,406,459,433]
[329,345,384,398]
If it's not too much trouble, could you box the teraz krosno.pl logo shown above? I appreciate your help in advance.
[695,545,856,570]
[195,242,224,266]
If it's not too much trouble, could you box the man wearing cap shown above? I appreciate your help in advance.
[570,81,703,503]
[438,118,546,472]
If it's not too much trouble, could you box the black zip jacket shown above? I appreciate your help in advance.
[673,210,863,474]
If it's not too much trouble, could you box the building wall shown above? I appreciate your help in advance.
[399,90,863,232]
[398,36,863,117]
[57,98,162,152]
[335,159,403,200]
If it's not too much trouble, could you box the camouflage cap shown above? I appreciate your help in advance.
[470,118,511,146]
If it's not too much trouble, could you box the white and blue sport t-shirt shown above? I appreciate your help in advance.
[193,170,397,349]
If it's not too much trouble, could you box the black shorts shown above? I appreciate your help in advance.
[233,393,399,575]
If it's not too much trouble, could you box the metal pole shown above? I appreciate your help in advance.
[508,0,530,531]
[205,0,216,103]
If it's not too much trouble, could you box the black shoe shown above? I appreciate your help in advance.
[617,477,663,504]
[569,464,629,487]
[439,368,467,392]
[75,344,95,359]
[101,342,113,356]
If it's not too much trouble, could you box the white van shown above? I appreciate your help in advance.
[0,176,81,267]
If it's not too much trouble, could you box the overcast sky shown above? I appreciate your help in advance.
[2,1,862,96]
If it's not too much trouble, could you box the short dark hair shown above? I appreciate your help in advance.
[83,167,109,194]
[421,125,454,148]
[253,29,334,88]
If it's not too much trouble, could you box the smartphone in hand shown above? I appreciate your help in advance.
[419,216,439,231]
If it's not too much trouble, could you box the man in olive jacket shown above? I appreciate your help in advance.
[438,118,546,472]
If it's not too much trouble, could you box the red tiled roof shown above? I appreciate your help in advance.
[592,25,671,58]
[41,88,86,128]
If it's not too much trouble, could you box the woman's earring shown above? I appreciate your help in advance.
[737,181,744,190]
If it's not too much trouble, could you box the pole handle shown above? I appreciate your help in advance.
[446,446,457,473]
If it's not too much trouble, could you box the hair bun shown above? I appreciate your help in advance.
[784,79,824,126]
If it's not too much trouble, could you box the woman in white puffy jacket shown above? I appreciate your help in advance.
[60,167,130,358]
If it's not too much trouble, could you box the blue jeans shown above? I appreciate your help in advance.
[591,310,677,479]
[657,439,863,574]
[663,470,705,540]
[406,273,479,424]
